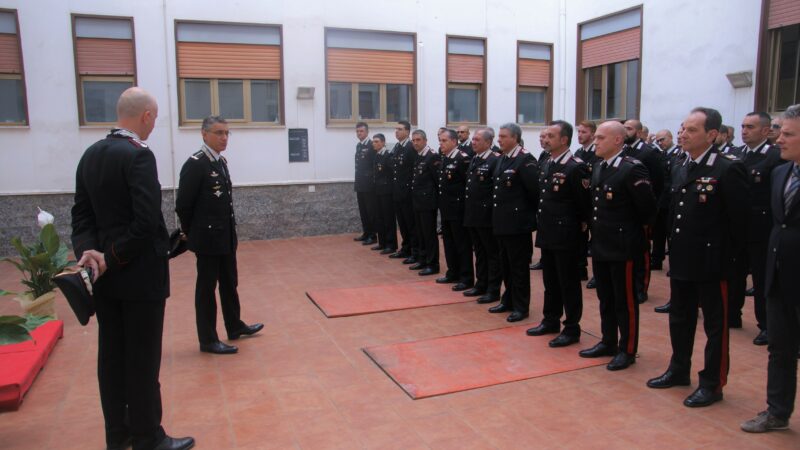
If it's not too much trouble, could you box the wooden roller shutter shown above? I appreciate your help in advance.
[177,42,281,79]
[581,27,640,69]
[447,54,484,83]
[0,33,20,73]
[769,0,800,29]
[76,38,135,75]
[518,59,550,86]
[327,48,413,84]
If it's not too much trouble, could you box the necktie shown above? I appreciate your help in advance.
[687,161,698,171]
[785,165,800,212]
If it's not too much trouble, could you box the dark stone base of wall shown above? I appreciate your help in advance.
[0,182,360,257]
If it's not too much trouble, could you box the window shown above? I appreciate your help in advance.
[517,42,552,125]
[0,10,27,125]
[766,24,800,113]
[447,36,486,125]
[72,16,136,125]
[325,29,416,124]
[176,21,283,125]
[577,7,641,122]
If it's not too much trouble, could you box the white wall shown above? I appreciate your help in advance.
[0,0,763,194]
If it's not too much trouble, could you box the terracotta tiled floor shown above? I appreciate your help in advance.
[0,234,797,449]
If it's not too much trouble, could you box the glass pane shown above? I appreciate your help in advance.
[251,80,280,123]
[358,84,380,120]
[0,78,26,124]
[329,82,352,120]
[447,86,480,123]
[184,79,212,120]
[218,80,244,120]
[83,79,132,123]
[626,60,640,119]
[386,84,410,122]
[606,62,623,119]
[517,90,546,124]
[586,66,602,120]
[776,25,799,111]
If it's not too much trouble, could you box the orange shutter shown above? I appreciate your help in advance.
[581,27,640,69]
[447,54,484,83]
[327,48,413,84]
[177,42,281,79]
[769,0,800,29]
[518,59,550,86]
[76,38,135,75]
[0,33,21,74]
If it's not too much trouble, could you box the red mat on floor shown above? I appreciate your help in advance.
[0,320,63,411]
[364,325,607,399]
[306,281,474,317]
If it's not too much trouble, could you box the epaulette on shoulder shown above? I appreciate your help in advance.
[573,156,584,164]
[623,156,642,164]
[459,151,468,158]
[190,150,204,160]
[722,153,738,160]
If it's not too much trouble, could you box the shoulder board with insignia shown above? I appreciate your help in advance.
[573,156,584,163]
[623,156,642,164]
[191,150,204,160]
[761,144,770,154]
[722,153,738,160]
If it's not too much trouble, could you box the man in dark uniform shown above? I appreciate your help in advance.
[716,125,738,156]
[436,129,474,290]
[652,129,679,271]
[529,133,551,271]
[175,116,263,355]
[488,123,540,322]
[741,104,800,433]
[409,130,441,276]
[353,122,377,245]
[647,107,749,408]
[575,120,598,283]
[578,121,656,371]
[71,87,194,450]
[457,125,475,157]
[372,133,397,255]
[527,121,591,347]
[463,128,502,304]
[390,121,418,263]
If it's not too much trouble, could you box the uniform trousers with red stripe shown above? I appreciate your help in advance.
[592,259,639,355]
[668,278,730,393]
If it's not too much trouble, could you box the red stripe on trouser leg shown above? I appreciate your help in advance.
[719,280,729,391]
[643,250,650,291]
[625,260,636,355]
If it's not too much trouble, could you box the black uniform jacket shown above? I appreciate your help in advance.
[741,141,784,243]
[463,150,500,228]
[660,145,685,209]
[589,154,657,262]
[720,143,743,157]
[625,139,666,216]
[575,144,599,169]
[667,147,749,281]
[411,146,441,211]
[492,146,541,235]
[438,148,471,220]
[458,140,474,158]
[765,162,800,304]
[391,139,416,201]
[71,129,170,302]
[374,147,394,196]
[354,138,375,192]
[535,152,592,251]
[176,146,237,256]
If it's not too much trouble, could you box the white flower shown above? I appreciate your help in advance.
[37,207,54,228]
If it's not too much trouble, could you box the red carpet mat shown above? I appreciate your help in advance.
[0,320,63,411]
[364,325,607,399]
[306,281,474,317]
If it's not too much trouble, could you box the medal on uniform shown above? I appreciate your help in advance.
[553,183,559,192]
[696,183,702,191]
[699,193,707,203]
[479,175,484,181]
[506,180,512,187]
[606,192,613,200]
[447,173,452,180]
[211,171,219,177]
[706,185,714,192]
[214,190,222,198]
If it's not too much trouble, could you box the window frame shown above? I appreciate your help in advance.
[582,60,638,122]
[0,8,28,126]
[764,24,800,114]
[446,82,483,125]
[446,35,487,126]
[517,86,549,126]
[326,82,411,124]
[516,40,553,127]
[79,75,135,125]
[178,78,281,125]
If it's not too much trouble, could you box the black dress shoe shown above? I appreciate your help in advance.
[684,387,722,407]
[586,277,596,289]
[228,323,264,340]
[361,237,376,245]
[507,311,529,322]
[579,342,617,358]
[488,303,511,313]
[380,248,396,255]
[745,287,755,297]
[403,257,418,264]
[646,370,691,389]
[200,341,238,354]
[452,283,472,292]
[654,302,671,313]
[526,322,560,336]
[409,262,425,270]
[371,245,383,251]
[607,352,636,371]
[549,333,580,348]
[389,252,408,259]
[636,292,648,304]
[153,435,195,450]
[435,276,457,284]
[462,287,486,297]
[353,234,367,241]
[529,261,543,270]
[753,329,768,346]
[476,294,499,304]
[419,267,440,276]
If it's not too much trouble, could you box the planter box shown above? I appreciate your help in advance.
[0,320,63,411]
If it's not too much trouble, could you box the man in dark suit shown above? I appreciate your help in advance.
[175,116,263,355]
[372,133,397,255]
[741,104,800,433]
[436,129,473,290]
[463,128,502,304]
[578,121,656,371]
[527,121,591,347]
[456,125,475,157]
[71,88,194,450]
[390,121,418,263]
[353,122,377,245]
[487,123,540,322]
[409,130,441,276]
[575,120,598,283]
[652,129,680,271]
[647,107,749,408]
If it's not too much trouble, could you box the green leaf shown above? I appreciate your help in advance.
[11,237,31,259]
[40,224,60,256]
[0,323,33,345]
[0,315,26,325]
[0,289,17,296]
[28,252,51,268]
[23,314,53,331]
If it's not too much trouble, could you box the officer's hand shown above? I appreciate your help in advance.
[78,250,107,282]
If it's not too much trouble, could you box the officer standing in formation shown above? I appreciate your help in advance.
[410,130,441,275]
[575,120,598,283]
[353,122,377,245]
[176,115,264,355]
[372,133,398,255]
[457,125,475,157]
[390,121,418,264]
